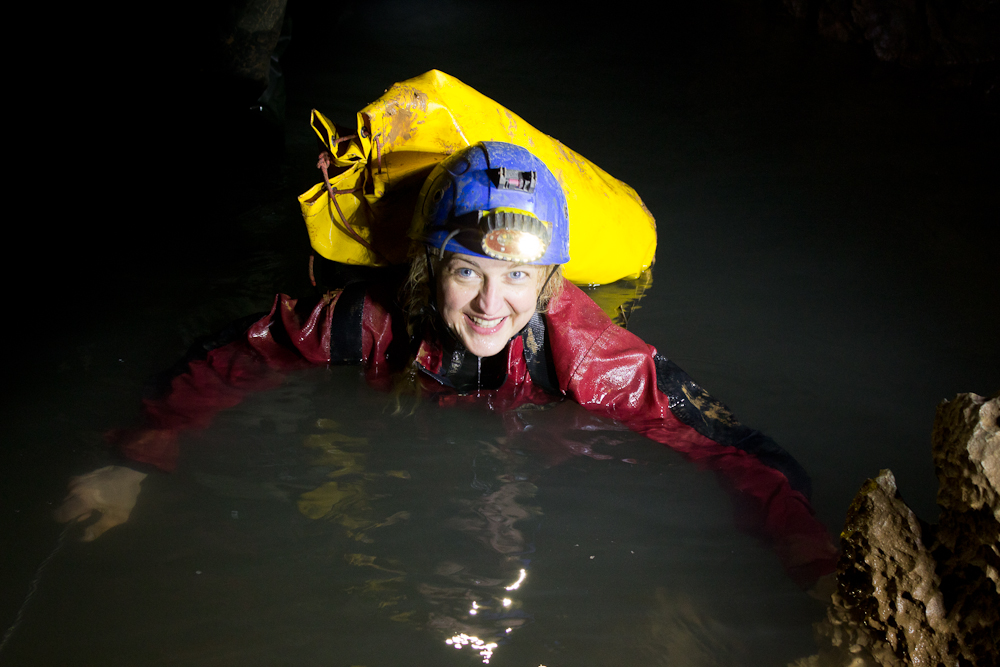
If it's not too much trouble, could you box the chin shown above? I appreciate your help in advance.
[461,334,509,358]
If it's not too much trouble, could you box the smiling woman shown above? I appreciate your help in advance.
[437,255,547,358]
[407,253,560,359]
[56,140,838,594]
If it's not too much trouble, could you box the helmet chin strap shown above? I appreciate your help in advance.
[424,245,441,320]
[438,229,461,260]
[536,266,558,310]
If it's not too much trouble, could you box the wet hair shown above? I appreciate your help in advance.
[402,247,564,337]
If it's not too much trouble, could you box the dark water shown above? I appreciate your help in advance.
[3,368,819,666]
[2,2,997,665]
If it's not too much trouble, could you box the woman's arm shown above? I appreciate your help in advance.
[112,291,350,471]
[54,289,363,537]
[546,283,838,587]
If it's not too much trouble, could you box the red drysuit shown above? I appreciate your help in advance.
[114,280,838,587]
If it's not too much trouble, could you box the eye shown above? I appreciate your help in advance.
[509,270,528,280]
[456,267,477,279]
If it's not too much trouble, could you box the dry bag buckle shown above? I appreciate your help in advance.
[490,167,536,193]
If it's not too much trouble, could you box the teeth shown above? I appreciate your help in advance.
[470,315,504,327]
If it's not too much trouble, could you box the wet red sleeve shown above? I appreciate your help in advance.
[572,337,837,586]
[548,284,838,587]
[113,292,344,471]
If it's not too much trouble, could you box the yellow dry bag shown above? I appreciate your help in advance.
[298,69,656,285]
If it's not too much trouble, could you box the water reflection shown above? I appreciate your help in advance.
[292,414,547,663]
[270,392,804,666]
[446,632,498,663]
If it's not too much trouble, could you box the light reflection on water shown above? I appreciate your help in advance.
[2,366,823,666]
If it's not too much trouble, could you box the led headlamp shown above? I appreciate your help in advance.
[479,208,552,262]
[475,165,553,262]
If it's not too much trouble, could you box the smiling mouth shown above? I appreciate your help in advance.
[466,314,507,333]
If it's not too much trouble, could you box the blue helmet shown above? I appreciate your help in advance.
[411,141,570,265]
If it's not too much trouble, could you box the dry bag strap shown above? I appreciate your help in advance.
[317,150,388,265]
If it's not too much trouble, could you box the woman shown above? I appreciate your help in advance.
[57,141,837,587]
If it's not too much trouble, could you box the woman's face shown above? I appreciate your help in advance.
[437,254,546,358]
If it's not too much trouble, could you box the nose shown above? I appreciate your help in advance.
[473,277,502,314]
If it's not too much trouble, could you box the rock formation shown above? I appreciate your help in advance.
[216,0,288,91]
[793,391,999,667]
[930,392,1000,665]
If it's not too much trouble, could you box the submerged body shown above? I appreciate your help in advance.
[111,272,836,587]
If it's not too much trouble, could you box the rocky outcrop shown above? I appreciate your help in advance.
[794,392,999,667]
[930,392,1000,665]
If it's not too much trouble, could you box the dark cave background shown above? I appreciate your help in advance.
[11,0,997,338]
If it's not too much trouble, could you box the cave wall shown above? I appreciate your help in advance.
[795,392,999,667]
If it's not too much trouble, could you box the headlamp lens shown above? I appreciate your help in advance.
[479,209,551,263]
[482,228,546,262]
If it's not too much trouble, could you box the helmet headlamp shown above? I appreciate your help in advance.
[479,208,551,262]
